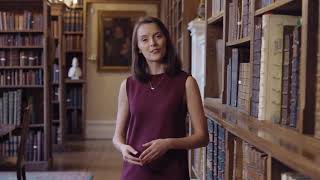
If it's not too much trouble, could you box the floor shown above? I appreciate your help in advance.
[52,140,123,180]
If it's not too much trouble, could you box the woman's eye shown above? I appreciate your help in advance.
[142,39,147,42]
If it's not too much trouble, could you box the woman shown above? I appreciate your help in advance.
[113,16,208,180]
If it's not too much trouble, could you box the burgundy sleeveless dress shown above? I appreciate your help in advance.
[121,71,190,180]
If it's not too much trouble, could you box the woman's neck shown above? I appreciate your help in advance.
[147,62,165,75]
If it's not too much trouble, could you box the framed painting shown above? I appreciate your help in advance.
[97,10,146,72]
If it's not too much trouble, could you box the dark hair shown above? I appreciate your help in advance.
[131,16,181,82]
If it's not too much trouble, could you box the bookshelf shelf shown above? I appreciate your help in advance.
[0,46,43,49]
[52,100,59,104]
[66,107,82,110]
[0,85,44,88]
[52,120,60,123]
[29,124,44,128]
[65,79,85,84]
[64,31,83,35]
[207,11,224,24]
[255,0,301,16]
[0,66,43,69]
[226,36,251,47]
[0,30,43,33]
[204,99,320,179]
[66,49,83,53]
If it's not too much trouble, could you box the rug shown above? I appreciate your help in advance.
[0,171,93,180]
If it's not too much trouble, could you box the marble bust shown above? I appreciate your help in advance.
[68,57,82,80]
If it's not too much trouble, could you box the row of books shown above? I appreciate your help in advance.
[242,142,267,180]
[259,15,301,127]
[225,14,301,129]
[0,136,20,157]
[228,0,251,42]
[26,130,44,161]
[64,10,83,32]
[0,50,43,66]
[0,89,22,125]
[207,119,226,180]
[226,48,250,110]
[65,35,82,51]
[0,11,43,31]
[66,87,82,108]
[256,0,273,9]
[0,34,43,47]
[0,69,43,86]
[212,0,224,17]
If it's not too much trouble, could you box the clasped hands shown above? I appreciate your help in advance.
[120,139,170,166]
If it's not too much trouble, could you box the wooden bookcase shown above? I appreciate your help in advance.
[49,0,86,145]
[50,2,67,148]
[161,0,200,72]
[63,1,86,140]
[0,0,52,170]
[198,0,320,179]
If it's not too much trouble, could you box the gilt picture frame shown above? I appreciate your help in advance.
[97,10,146,72]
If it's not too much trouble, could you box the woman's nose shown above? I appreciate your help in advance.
[149,38,157,46]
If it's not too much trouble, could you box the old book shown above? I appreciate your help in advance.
[251,18,262,117]
[289,24,301,128]
[280,26,294,126]
[258,14,299,122]
[238,62,250,113]
[231,48,239,107]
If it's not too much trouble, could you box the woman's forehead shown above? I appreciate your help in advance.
[137,23,162,36]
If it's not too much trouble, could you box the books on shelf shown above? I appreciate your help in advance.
[258,14,300,123]
[206,119,225,180]
[0,11,43,31]
[242,142,267,180]
[228,0,251,42]
[64,9,83,32]
[212,0,224,17]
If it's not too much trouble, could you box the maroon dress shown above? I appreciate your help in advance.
[121,71,190,180]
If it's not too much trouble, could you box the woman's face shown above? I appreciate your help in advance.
[137,23,167,63]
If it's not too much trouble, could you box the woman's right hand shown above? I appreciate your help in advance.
[120,144,142,166]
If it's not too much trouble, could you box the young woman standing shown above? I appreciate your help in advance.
[113,16,208,180]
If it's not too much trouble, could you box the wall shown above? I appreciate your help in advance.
[85,1,159,139]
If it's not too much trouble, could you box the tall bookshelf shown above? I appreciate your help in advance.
[63,1,86,140]
[161,0,200,72]
[0,0,52,170]
[50,2,67,148]
[190,0,320,179]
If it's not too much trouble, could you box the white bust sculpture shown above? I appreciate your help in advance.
[68,57,82,80]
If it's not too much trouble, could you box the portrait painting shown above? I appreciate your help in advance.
[97,11,146,72]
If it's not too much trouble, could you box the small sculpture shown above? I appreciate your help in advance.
[68,57,82,80]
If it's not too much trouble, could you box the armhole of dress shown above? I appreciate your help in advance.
[183,74,192,109]
[125,77,130,105]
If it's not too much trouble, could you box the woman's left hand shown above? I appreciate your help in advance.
[139,139,170,165]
